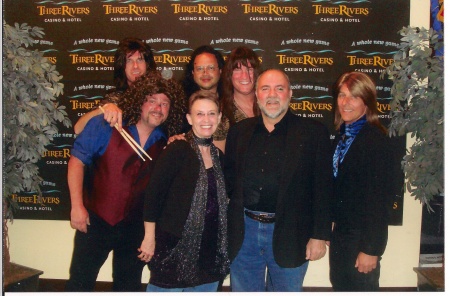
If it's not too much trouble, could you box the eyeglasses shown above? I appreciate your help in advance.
[194,65,218,73]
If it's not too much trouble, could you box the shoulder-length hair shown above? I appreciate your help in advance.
[113,37,157,92]
[221,46,261,126]
[182,45,225,99]
[333,71,386,134]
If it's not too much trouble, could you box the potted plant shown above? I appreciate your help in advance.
[382,26,444,210]
[382,26,444,291]
[2,21,71,289]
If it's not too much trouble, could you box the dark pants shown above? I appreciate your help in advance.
[329,227,381,291]
[65,212,145,292]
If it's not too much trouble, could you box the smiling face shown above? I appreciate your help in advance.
[125,51,147,85]
[186,98,221,139]
[139,93,171,129]
[337,84,367,124]
[192,53,221,92]
[232,61,255,96]
[255,69,292,120]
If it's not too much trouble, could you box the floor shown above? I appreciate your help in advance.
[37,279,418,292]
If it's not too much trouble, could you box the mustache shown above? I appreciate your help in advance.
[266,97,280,104]
[149,111,164,116]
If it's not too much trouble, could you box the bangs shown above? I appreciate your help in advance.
[232,57,258,69]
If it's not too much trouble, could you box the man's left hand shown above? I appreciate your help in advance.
[305,238,327,261]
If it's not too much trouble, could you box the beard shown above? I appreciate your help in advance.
[143,111,166,127]
[257,97,288,119]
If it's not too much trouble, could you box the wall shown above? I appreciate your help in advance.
[4,0,409,223]
[7,0,427,288]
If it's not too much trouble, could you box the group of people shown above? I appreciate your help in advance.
[65,37,394,292]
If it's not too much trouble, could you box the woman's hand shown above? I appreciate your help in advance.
[355,252,378,273]
[138,222,156,262]
[138,236,156,263]
[167,133,186,145]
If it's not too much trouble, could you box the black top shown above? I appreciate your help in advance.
[243,115,288,213]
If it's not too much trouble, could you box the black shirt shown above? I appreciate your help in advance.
[242,113,288,213]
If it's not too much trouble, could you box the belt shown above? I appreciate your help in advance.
[244,210,276,223]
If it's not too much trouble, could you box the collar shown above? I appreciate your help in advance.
[256,110,290,134]
[339,115,367,138]
[128,125,167,150]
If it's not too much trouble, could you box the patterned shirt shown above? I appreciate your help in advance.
[213,101,248,141]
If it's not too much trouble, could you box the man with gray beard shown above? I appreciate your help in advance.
[224,69,333,292]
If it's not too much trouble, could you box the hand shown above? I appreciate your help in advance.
[326,222,334,247]
[138,237,156,263]
[355,252,378,273]
[102,103,123,131]
[70,205,90,233]
[305,238,327,261]
[167,133,186,145]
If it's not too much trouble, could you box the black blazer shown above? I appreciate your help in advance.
[225,111,333,268]
[332,123,393,256]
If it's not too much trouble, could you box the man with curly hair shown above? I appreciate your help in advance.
[65,73,186,292]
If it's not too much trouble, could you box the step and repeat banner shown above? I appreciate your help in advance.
[4,0,409,224]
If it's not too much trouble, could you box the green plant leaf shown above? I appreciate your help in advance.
[2,21,73,221]
[382,26,444,208]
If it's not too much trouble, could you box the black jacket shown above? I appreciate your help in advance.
[225,111,333,268]
[332,123,393,256]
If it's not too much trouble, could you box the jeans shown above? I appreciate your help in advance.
[230,209,309,292]
[146,281,219,292]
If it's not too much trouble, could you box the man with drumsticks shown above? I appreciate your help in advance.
[65,72,186,292]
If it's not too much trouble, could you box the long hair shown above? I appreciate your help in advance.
[113,37,157,92]
[333,71,386,134]
[118,71,187,137]
[182,45,225,99]
[221,46,261,126]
